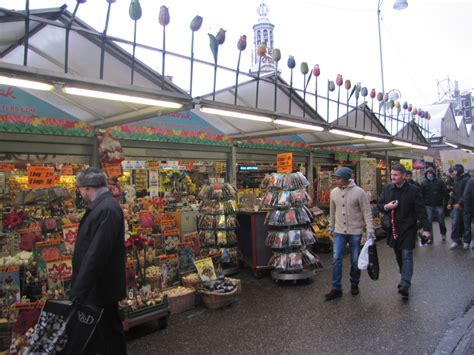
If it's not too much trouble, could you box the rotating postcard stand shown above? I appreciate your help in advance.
[262,172,322,283]
[198,179,240,276]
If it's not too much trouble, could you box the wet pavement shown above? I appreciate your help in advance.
[127,221,473,354]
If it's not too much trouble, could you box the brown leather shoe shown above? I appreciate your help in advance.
[324,289,342,300]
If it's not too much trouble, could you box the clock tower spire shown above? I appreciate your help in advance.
[251,0,275,73]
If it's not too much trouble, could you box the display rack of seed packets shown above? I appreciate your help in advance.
[198,179,240,276]
[261,172,323,282]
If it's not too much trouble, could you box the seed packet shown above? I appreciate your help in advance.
[220,248,231,263]
[224,201,237,215]
[194,257,217,282]
[284,209,298,225]
[159,254,180,288]
[302,249,317,266]
[183,232,201,257]
[216,231,227,246]
[301,228,316,245]
[277,191,291,207]
[288,230,302,247]
[263,191,274,206]
[163,229,180,254]
[277,253,288,270]
[199,215,215,229]
[291,190,310,206]
[199,231,216,246]
[272,232,284,248]
[226,231,238,245]
[225,216,239,229]
[288,252,303,270]
[177,242,195,273]
[215,214,226,229]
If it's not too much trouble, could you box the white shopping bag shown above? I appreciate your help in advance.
[358,237,374,270]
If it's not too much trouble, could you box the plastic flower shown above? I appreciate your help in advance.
[237,35,247,51]
[300,62,309,75]
[159,6,170,26]
[287,55,296,69]
[361,87,368,97]
[129,0,142,21]
[216,28,226,45]
[344,79,351,90]
[328,80,335,92]
[272,48,281,62]
[376,92,383,101]
[336,74,343,86]
[370,89,376,99]
[190,15,203,31]
[313,64,320,77]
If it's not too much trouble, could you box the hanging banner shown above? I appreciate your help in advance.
[277,153,293,173]
[27,166,55,189]
[0,164,15,172]
[59,165,74,175]
[400,159,413,171]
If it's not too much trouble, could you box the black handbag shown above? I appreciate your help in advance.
[381,213,392,232]
[367,243,380,280]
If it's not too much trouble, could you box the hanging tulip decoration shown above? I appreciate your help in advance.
[159,6,170,88]
[234,35,247,105]
[370,88,376,111]
[255,42,267,108]
[272,49,281,111]
[327,80,335,122]
[313,64,321,112]
[288,56,296,114]
[209,28,226,100]
[189,15,203,96]
[336,74,343,120]
[301,62,309,116]
[129,0,142,84]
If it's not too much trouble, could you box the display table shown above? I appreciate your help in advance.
[237,211,273,278]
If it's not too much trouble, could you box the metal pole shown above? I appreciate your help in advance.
[24,0,30,66]
[377,0,385,95]
[228,145,237,186]
[307,151,314,199]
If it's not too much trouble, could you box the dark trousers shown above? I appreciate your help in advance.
[84,303,126,355]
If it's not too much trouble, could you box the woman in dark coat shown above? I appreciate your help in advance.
[378,164,430,299]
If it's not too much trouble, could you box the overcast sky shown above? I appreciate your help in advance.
[1,0,472,108]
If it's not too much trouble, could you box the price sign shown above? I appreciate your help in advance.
[60,165,74,175]
[277,152,293,173]
[103,163,122,178]
[27,166,55,188]
[0,164,15,172]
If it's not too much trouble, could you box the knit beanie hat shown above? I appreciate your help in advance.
[334,167,353,181]
[76,167,107,187]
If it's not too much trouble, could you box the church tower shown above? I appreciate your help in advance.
[251,0,275,73]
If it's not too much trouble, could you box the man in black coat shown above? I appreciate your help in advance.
[462,177,474,250]
[448,164,471,250]
[378,164,431,299]
[71,167,126,354]
[420,167,447,242]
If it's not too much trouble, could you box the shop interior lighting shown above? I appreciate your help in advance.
[274,119,324,131]
[412,144,429,150]
[0,75,54,91]
[392,140,414,147]
[200,107,272,122]
[329,129,364,139]
[363,135,390,143]
[445,141,458,148]
[62,87,182,108]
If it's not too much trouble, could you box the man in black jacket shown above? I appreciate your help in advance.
[420,167,447,243]
[448,164,471,250]
[378,164,431,299]
[71,167,126,354]
[462,176,474,250]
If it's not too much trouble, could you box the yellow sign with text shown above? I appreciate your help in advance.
[400,159,413,171]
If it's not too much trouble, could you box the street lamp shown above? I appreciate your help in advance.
[377,0,408,94]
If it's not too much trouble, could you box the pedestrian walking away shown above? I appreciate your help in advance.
[405,170,421,188]
[325,167,375,301]
[462,176,474,250]
[447,164,471,250]
[420,167,447,243]
[378,164,431,300]
[71,167,127,355]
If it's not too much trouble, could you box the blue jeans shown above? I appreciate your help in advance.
[394,249,413,289]
[451,208,464,244]
[331,233,361,290]
[426,206,447,236]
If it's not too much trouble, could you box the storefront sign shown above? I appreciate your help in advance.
[400,159,413,171]
[448,160,455,165]
[462,158,469,165]
[103,163,122,178]
[148,161,161,169]
[277,152,293,173]
[121,160,147,170]
[413,160,425,169]
[27,166,55,189]
[215,162,226,173]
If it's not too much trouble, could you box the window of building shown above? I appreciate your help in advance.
[270,31,274,48]
[263,29,268,45]
[257,30,261,44]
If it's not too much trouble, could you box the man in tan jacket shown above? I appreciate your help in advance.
[325,167,374,300]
